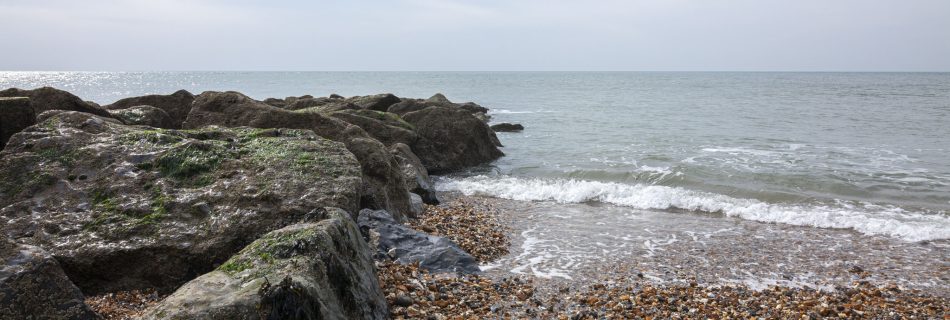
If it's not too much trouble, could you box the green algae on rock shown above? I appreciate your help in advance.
[0,111,362,295]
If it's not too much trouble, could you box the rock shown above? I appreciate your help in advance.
[0,111,362,294]
[357,209,480,274]
[140,209,388,320]
[0,238,98,319]
[0,87,111,118]
[183,91,413,220]
[459,102,489,114]
[104,90,194,129]
[394,294,413,307]
[346,93,401,112]
[0,97,35,150]
[284,96,341,111]
[387,99,430,115]
[473,112,490,123]
[330,109,419,147]
[108,105,175,128]
[403,106,504,173]
[409,193,424,217]
[490,123,525,132]
[329,93,344,99]
[425,93,453,106]
[390,143,439,204]
[262,97,287,108]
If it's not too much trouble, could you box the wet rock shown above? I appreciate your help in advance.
[358,209,480,274]
[0,97,35,150]
[183,91,413,220]
[409,193,424,216]
[387,99,431,115]
[0,111,362,294]
[346,93,401,112]
[0,86,111,118]
[330,109,419,147]
[403,106,504,173]
[490,123,524,132]
[140,209,388,319]
[0,238,98,319]
[108,105,176,128]
[104,90,194,128]
[390,143,439,204]
[459,102,489,115]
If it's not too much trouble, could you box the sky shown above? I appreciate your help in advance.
[1,0,948,71]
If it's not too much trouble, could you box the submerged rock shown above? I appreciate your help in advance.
[0,238,98,319]
[105,90,195,128]
[0,86,112,118]
[403,106,504,173]
[490,123,525,132]
[108,105,175,128]
[0,111,362,294]
[183,91,414,220]
[140,208,388,319]
[0,97,35,150]
[358,209,480,274]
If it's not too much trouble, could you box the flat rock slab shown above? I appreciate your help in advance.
[358,209,480,274]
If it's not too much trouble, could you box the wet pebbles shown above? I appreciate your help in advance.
[85,289,163,320]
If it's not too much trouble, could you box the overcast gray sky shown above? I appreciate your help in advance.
[1,0,948,71]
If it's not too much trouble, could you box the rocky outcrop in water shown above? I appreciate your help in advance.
[358,209,480,274]
[0,97,35,150]
[0,111,362,294]
[183,91,415,220]
[403,106,504,173]
[105,90,195,128]
[1,237,99,319]
[491,123,524,132]
[0,87,112,118]
[141,208,388,319]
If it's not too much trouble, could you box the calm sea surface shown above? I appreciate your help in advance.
[3,72,949,241]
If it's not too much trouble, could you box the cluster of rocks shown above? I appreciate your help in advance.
[0,87,510,319]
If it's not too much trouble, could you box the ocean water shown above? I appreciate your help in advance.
[3,72,949,242]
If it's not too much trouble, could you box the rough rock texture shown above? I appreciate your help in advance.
[0,111,362,294]
[140,208,388,320]
[402,106,504,173]
[346,93,401,112]
[0,97,35,150]
[0,87,111,118]
[104,90,195,128]
[490,123,525,132]
[386,99,430,115]
[390,143,439,205]
[358,209,479,274]
[329,109,419,147]
[183,91,413,220]
[108,105,175,128]
[1,238,99,319]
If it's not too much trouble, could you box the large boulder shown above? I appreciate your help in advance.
[329,109,419,147]
[0,111,362,294]
[358,209,479,274]
[108,105,176,128]
[0,87,111,118]
[346,93,401,112]
[403,106,504,173]
[104,90,195,128]
[390,143,439,205]
[0,97,35,150]
[183,91,414,220]
[1,238,98,319]
[386,98,430,115]
[140,209,388,320]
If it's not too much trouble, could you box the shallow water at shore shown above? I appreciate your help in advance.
[450,194,950,297]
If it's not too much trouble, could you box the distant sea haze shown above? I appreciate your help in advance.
[3,71,949,241]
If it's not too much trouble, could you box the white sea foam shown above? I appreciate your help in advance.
[436,176,950,242]
[491,109,535,114]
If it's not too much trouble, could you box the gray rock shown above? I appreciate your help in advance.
[490,123,525,132]
[386,99,430,115]
[0,87,111,118]
[0,111,362,294]
[108,105,175,128]
[104,90,195,129]
[1,238,98,319]
[459,102,489,114]
[346,93,401,112]
[183,91,413,221]
[409,193,424,217]
[403,106,504,174]
[425,93,453,106]
[330,109,419,147]
[390,143,439,205]
[357,209,479,274]
[0,97,35,150]
[140,208,388,320]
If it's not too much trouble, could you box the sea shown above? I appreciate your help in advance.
[3,71,949,288]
